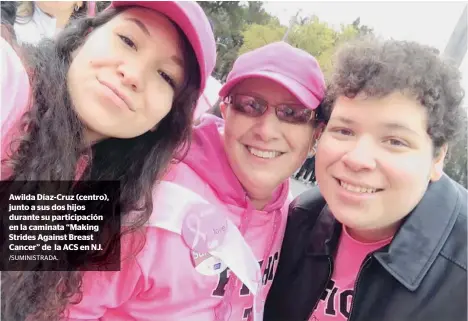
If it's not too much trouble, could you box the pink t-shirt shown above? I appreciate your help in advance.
[310,227,392,321]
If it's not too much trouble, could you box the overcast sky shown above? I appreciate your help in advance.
[263,1,468,100]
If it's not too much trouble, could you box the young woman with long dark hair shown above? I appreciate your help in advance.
[1,2,216,320]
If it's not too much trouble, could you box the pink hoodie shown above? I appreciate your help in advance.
[1,38,30,179]
[65,114,293,321]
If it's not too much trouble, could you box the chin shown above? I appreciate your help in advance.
[240,176,270,194]
[329,205,370,228]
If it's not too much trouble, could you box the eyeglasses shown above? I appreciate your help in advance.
[224,94,315,124]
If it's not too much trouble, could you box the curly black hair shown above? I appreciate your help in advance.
[323,37,466,153]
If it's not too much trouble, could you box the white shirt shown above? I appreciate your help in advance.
[14,5,58,46]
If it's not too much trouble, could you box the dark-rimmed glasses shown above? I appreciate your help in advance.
[224,94,315,124]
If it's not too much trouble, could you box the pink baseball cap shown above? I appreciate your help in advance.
[109,1,216,92]
[219,41,325,110]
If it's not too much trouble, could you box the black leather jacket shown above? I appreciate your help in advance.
[264,174,467,321]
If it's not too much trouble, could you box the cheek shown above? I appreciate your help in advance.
[67,44,99,106]
[379,157,431,217]
[316,137,341,170]
[76,32,117,65]
[382,156,432,188]
[67,42,97,86]
[224,115,252,145]
[285,127,313,163]
[145,90,174,122]
[222,118,254,174]
[67,60,85,107]
[287,125,313,150]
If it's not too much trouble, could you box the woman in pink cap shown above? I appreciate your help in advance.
[62,41,326,321]
[1,1,215,320]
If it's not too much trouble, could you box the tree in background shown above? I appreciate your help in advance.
[351,17,373,36]
[239,20,287,55]
[240,14,372,76]
[198,1,276,82]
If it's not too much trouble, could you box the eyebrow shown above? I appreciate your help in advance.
[170,55,184,68]
[331,116,421,136]
[233,92,299,104]
[125,18,151,36]
[381,122,421,136]
[332,116,355,125]
[124,18,184,68]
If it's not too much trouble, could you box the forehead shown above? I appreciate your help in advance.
[100,7,184,60]
[109,7,180,40]
[331,92,428,132]
[233,77,300,103]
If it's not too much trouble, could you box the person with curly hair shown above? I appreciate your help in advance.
[0,1,216,320]
[264,37,467,321]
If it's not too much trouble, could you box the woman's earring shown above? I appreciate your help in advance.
[74,4,80,12]
[311,142,318,156]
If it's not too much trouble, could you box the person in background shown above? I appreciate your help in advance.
[264,37,467,321]
[1,1,30,132]
[1,1,18,45]
[1,36,30,136]
[14,1,88,45]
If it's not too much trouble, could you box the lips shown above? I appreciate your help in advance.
[97,78,134,111]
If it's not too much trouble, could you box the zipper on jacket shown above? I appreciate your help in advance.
[348,256,372,321]
[306,256,334,321]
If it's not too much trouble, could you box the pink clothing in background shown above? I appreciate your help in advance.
[310,227,392,321]
[65,114,293,320]
[1,38,31,179]
[194,76,222,120]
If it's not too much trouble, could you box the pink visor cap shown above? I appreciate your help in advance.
[219,41,325,110]
[110,1,216,92]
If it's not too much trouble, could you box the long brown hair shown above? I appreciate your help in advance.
[1,6,201,321]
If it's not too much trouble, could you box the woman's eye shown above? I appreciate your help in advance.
[158,71,176,89]
[385,138,408,147]
[247,101,258,109]
[331,128,353,136]
[119,35,137,50]
[282,107,295,116]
